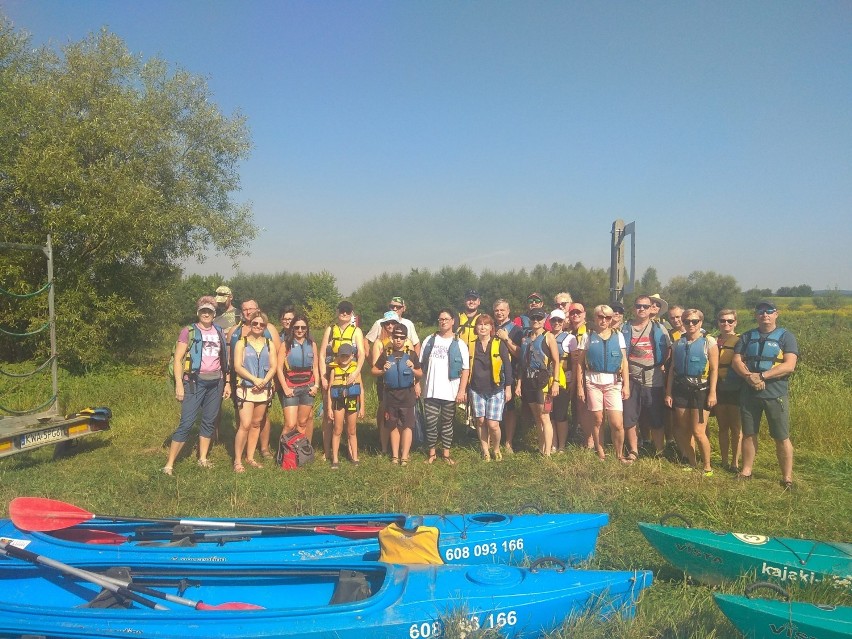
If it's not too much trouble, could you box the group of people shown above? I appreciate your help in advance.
[163,285,799,488]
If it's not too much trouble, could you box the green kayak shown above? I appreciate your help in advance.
[715,593,852,639]
[639,522,852,590]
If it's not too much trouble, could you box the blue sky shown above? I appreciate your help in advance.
[4,0,851,295]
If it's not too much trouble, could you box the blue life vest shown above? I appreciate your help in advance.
[421,334,464,380]
[741,328,787,374]
[240,337,272,387]
[673,336,709,379]
[384,352,415,389]
[284,339,314,386]
[586,332,623,374]
[555,332,571,359]
[521,333,548,371]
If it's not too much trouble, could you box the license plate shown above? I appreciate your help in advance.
[20,426,64,449]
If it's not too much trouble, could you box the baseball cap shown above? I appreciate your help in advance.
[392,324,409,337]
[215,285,232,303]
[381,311,400,324]
[755,299,777,311]
[549,309,566,321]
[337,343,355,356]
[337,300,354,314]
[465,289,480,300]
[529,309,548,321]
[568,302,585,314]
[197,295,217,313]
[611,303,626,314]
[527,292,543,303]
[390,296,405,306]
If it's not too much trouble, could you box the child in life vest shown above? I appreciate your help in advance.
[324,343,364,469]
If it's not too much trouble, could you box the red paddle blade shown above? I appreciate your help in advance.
[48,528,128,545]
[314,525,385,539]
[196,601,266,611]
[9,497,96,532]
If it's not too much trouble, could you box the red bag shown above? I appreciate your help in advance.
[276,431,315,470]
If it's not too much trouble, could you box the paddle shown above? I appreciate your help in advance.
[48,527,128,545]
[0,541,264,611]
[10,497,388,539]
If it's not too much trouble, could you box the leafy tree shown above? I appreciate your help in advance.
[663,271,742,320]
[743,287,773,309]
[637,267,662,296]
[0,21,255,369]
[776,284,813,297]
[813,287,844,310]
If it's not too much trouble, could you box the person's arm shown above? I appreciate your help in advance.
[619,346,630,400]
[706,339,718,408]
[371,353,386,377]
[173,337,189,400]
[350,328,366,384]
[310,342,321,395]
[664,354,674,407]
[318,327,332,388]
[276,342,292,396]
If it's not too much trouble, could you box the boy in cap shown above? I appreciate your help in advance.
[372,323,422,465]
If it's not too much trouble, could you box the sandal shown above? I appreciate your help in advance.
[736,473,752,481]
[493,450,503,462]
[780,479,793,490]
[161,466,173,476]
[443,455,456,466]
[626,450,639,462]
[233,463,245,473]
[260,450,274,459]
[424,454,437,465]
[391,457,400,465]
[400,458,409,467]
[246,459,262,469]
[331,462,340,470]
[618,456,634,465]
[197,459,214,469]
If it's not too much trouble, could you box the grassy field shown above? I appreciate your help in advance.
[1,311,850,638]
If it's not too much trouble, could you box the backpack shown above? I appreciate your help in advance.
[277,431,315,470]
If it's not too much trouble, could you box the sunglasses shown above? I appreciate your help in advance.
[568,309,584,315]
[338,310,352,315]
[683,319,702,326]
[389,304,403,310]
[596,315,613,320]
[392,334,407,339]
[198,309,214,315]
[531,316,546,322]
[250,321,266,328]
[557,301,570,307]
[757,309,777,315]
[550,318,564,323]
[718,318,736,324]
[635,304,651,310]
[293,325,307,330]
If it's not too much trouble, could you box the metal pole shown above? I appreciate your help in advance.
[45,235,58,415]
[610,220,625,304]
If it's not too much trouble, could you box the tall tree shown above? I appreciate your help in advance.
[0,22,255,368]
[664,271,742,320]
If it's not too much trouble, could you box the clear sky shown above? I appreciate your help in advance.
[4,0,851,295]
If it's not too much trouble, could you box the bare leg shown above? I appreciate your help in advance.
[502,408,517,452]
[691,411,712,472]
[487,419,502,458]
[741,434,757,476]
[776,438,793,484]
[608,410,625,460]
[346,411,358,462]
[476,416,490,459]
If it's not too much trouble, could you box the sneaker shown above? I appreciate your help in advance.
[703,469,714,477]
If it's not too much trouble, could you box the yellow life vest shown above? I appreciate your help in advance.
[328,360,358,389]
[329,324,357,356]
[456,312,481,355]
[378,523,444,565]
[470,337,504,386]
[717,332,739,379]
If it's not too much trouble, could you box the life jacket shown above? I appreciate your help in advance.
[328,360,359,391]
[585,332,623,374]
[326,323,358,359]
[622,321,670,370]
[421,333,464,380]
[717,333,740,383]
[169,324,228,379]
[470,337,504,386]
[283,339,315,386]
[455,312,480,352]
[240,336,272,387]
[521,333,552,389]
[669,328,683,342]
[383,350,415,389]
[229,323,273,371]
[673,336,710,380]
[741,328,788,375]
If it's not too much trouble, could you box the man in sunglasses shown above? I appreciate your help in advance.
[732,300,799,489]
[621,295,672,457]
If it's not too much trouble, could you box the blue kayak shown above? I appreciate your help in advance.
[0,511,609,570]
[0,561,652,639]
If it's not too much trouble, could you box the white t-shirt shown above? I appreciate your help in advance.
[555,332,578,383]
[421,334,470,401]
[365,317,420,345]
[577,331,627,386]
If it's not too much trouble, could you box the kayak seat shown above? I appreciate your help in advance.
[329,570,372,605]
[80,567,134,609]
[136,536,196,548]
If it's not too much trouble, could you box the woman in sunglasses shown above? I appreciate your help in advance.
[665,309,718,476]
[575,305,631,462]
[714,309,742,472]
[516,309,561,456]
[233,310,278,472]
[277,313,320,442]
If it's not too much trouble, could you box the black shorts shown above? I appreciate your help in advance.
[623,383,665,430]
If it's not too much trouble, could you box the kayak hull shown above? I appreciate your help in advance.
[0,512,608,570]
[639,522,852,590]
[0,562,652,639]
[715,594,852,639]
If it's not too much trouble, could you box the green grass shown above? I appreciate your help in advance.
[1,311,851,638]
